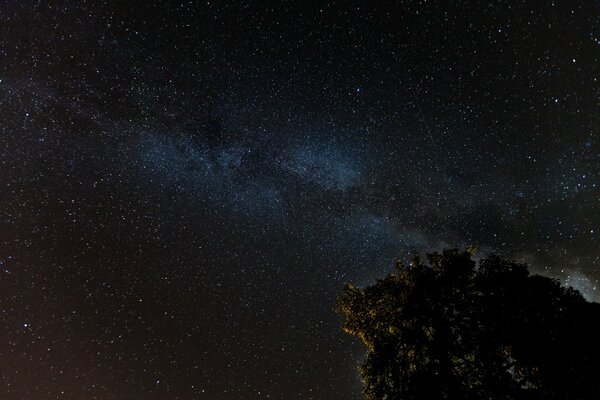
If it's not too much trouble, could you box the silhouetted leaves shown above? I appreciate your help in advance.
[336,249,600,399]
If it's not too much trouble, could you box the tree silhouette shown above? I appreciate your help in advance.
[336,248,600,399]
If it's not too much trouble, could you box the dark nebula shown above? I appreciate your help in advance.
[0,1,599,399]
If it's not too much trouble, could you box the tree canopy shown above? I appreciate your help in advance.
[336,248,600,400]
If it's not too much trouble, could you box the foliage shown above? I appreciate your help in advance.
[336,249,600,399]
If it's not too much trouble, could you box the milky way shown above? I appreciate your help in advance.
[1,1,599,399]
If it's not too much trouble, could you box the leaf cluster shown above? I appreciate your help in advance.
[336,249,600,400]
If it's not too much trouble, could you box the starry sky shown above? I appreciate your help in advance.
[0,1,599,399]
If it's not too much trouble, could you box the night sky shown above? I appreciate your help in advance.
[1,1,599,399]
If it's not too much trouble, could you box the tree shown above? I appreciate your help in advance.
[336,248,600,400]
